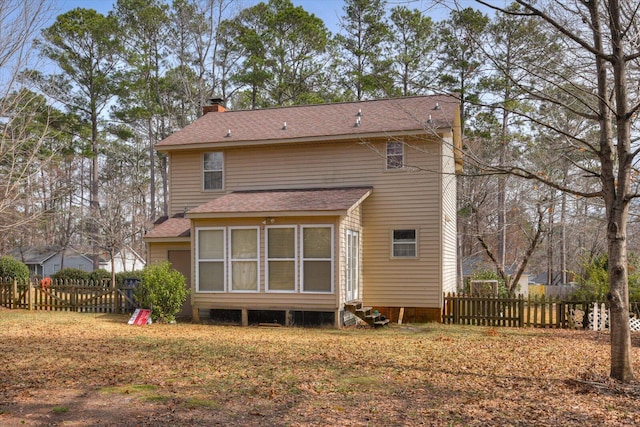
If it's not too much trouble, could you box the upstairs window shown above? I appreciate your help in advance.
[392,229,417,258]
[386,141,404,169]
[203,152,223,190]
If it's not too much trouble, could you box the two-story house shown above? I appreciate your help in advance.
[144,95,461,327]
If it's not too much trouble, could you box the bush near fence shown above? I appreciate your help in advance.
[0,277,139,313]
[442,292,639,329]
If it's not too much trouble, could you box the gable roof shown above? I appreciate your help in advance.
[6,247,59,264]
[156,95,458,150]
[6,247,98,264]
[188,187,373,219]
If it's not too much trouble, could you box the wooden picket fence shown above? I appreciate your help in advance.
[442,293,603,329]
[0,278,138,314]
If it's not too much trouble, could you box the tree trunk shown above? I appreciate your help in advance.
[148,117,156,221]
[607,215,633,381]
[560,191,567,284]
[606,0,634,382]
[91,112,100,271]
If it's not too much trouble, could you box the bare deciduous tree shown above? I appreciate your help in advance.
[0,1,56,245]
[473,0,639,382]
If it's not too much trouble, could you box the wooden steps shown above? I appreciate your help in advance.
[345,300,390,328]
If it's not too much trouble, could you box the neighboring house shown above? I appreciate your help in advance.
[144,96,462,326]
[99,246,146,273]
[7,247,95,278]
[462,255,530,296]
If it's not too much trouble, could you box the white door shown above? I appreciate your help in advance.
[346,230,359,302]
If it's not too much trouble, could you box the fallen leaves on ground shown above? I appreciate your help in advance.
[0,310,639,426]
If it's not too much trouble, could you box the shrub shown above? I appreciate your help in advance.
[51,268,89,282]
[136,262,188,323]
[115,270,143,286]
[89,268,111,283]
[572,253,640,300]
[466,269,510,297]
[0,256,30,282]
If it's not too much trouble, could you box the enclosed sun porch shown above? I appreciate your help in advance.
[145,187,372,327]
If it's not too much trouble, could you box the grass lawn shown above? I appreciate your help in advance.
[0,309,639,426]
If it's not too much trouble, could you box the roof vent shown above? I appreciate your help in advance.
[357,108,362,116]
[225,129,231,137]
[355,116,361,127]
[282,121,287,130]
[433,102,441,110]
[427,114,433,124]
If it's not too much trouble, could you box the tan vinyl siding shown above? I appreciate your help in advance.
[167,135,447,309]
[147,242,190,265]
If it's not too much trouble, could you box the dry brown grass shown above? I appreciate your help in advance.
[0,309,639,426]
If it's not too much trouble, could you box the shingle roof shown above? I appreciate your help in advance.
[157,95,458,149]
[144,217,191,239]
[188,187,373,217]
[5,247,100,264]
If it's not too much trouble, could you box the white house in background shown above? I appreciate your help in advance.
[100,246,146,273]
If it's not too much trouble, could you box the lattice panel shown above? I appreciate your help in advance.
[587,310,609,330]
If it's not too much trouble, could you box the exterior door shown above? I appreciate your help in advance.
[168,250,192,318]
[346,230,359,302]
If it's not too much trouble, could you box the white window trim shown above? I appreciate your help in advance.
[346,229,359,301]
[265,225,298,293]
[195,226,226,293]
[386,141,404,170]
[228,226,260,293]
[300,224,334,294]
[391,228,419,259]
[203,152,224,191]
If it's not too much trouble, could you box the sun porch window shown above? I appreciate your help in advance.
[301,225,333,293]
[266,226,297,292]
[229,227,259,292]
[196,228,225,291]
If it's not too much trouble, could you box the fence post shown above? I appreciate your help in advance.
[27,282,33,311]
[114,282,121,314]
[450,293,457,324]
[12,279,18,309]
[72,284,78,312]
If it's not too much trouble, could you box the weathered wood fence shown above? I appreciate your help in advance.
[442,293,608,329]
[0,278,138,313]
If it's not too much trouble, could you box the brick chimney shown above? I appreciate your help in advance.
[202,97,226,114]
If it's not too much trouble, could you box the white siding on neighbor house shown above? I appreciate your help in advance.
[104,249,145,273]
[163,135,450,309]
